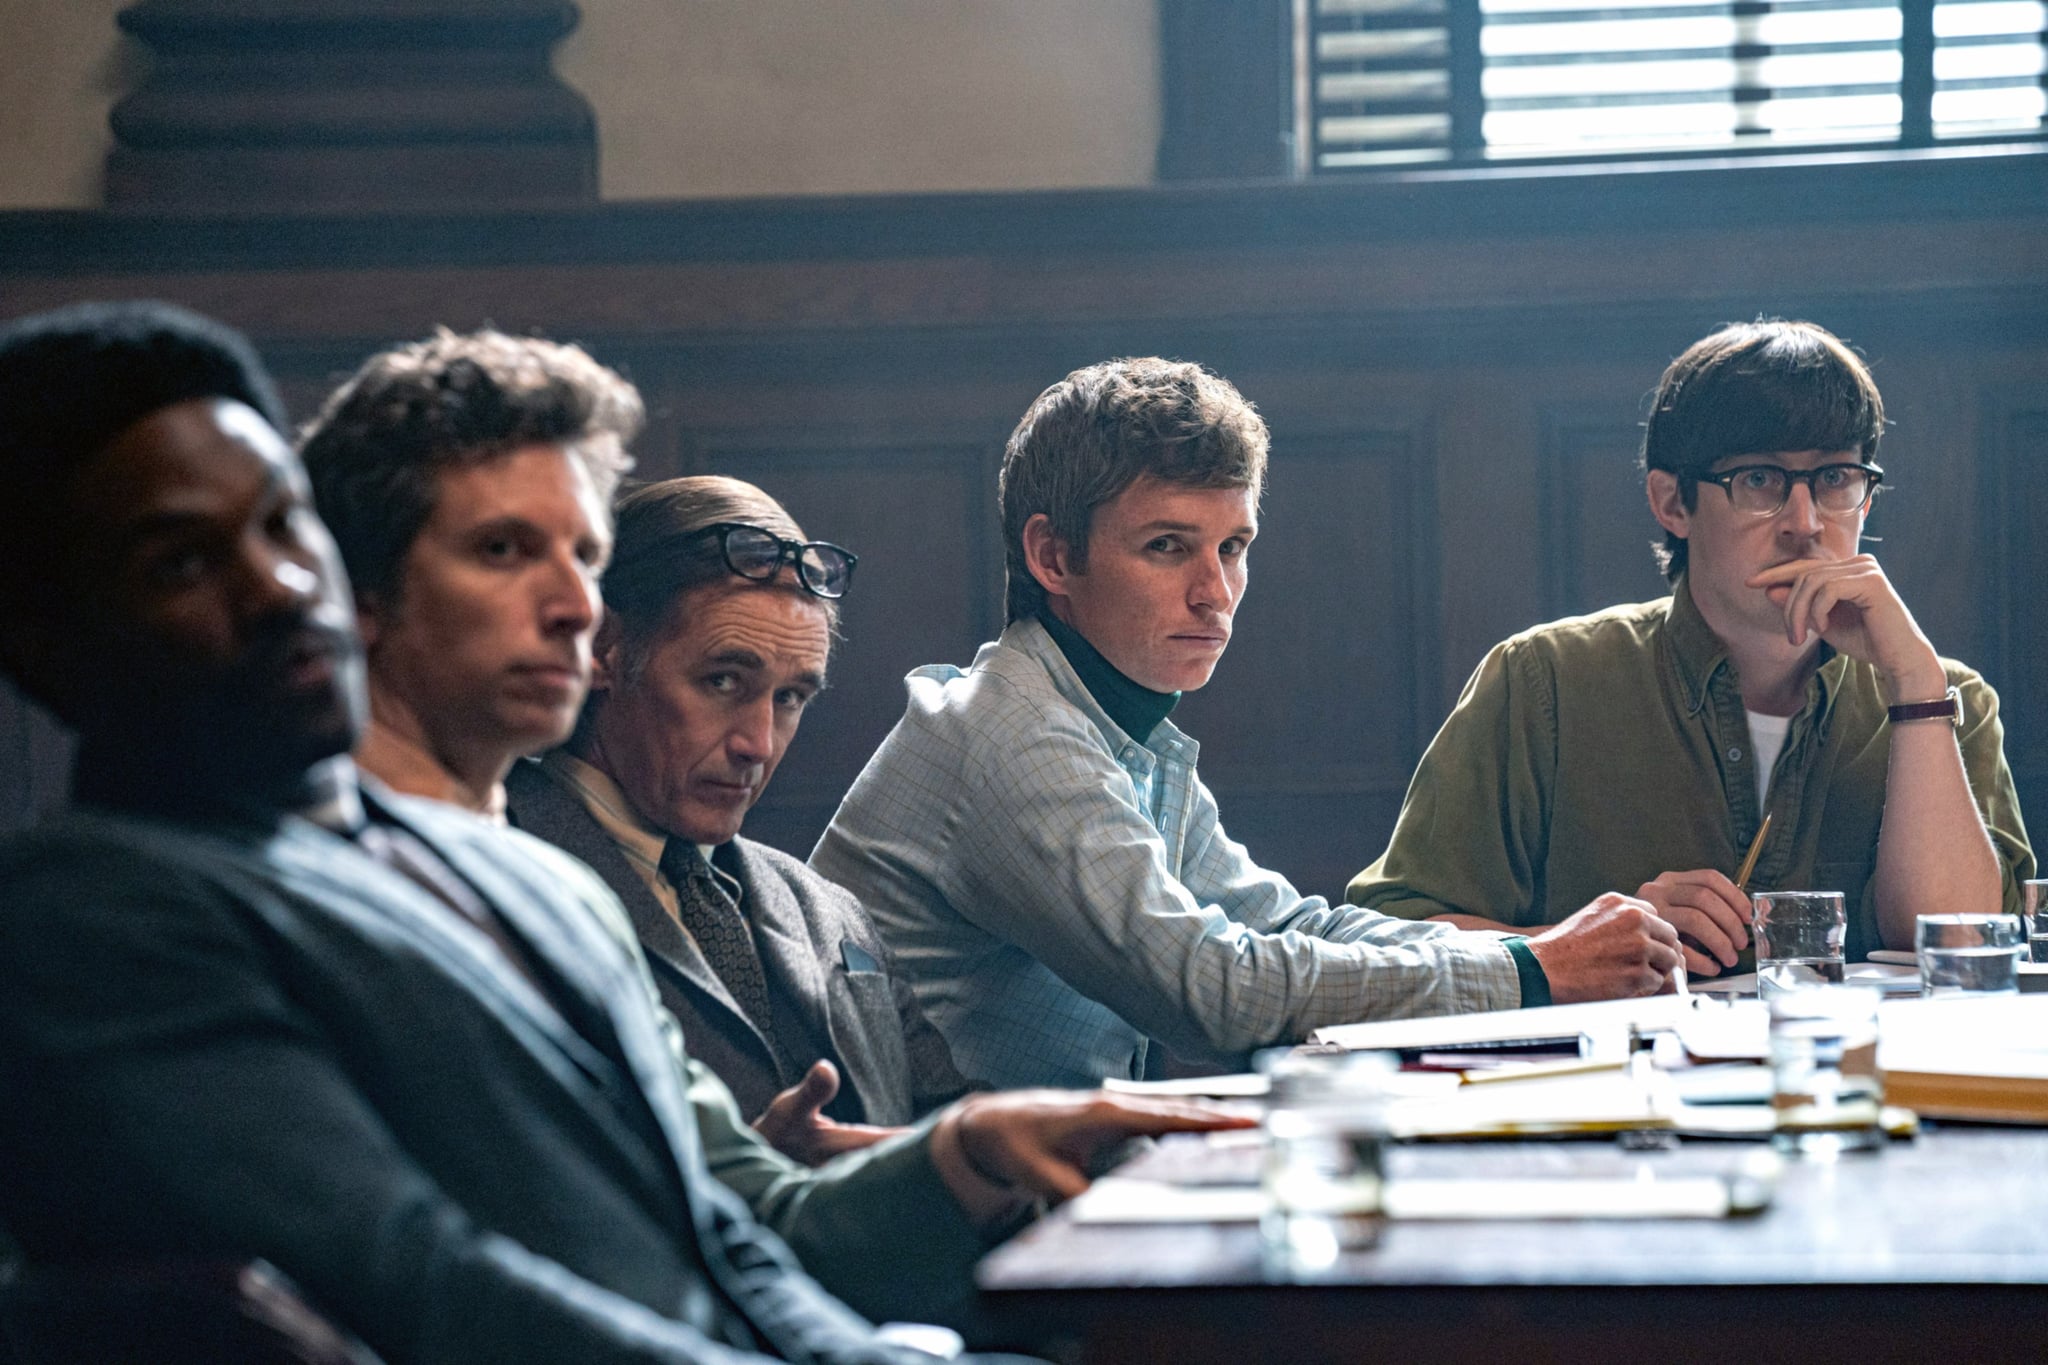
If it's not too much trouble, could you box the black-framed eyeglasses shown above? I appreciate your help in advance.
[1699,462,1885,517]
[696,522,858,600]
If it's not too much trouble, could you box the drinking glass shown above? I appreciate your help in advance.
[1768,986,1883,1157]
[1259,1049,1393,1272]
[1917,913,2025,996]
[2024,879,2048,965]
[1752,891,1847,999]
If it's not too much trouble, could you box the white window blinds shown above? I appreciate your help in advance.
[1305,0,2046,165]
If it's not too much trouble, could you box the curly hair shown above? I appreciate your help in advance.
[299,328,641,602]
[999,357,1268,623]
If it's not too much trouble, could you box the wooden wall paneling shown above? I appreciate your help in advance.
[1538,404,1673,623]
[678,431,1000,861]
[1156,0,1296,181]
[1426,369,1548,713]
[1982,392,2048,840]
[1851,354,1988,669]
[1172,427,1437,902]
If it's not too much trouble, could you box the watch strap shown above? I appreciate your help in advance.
[1887,684,1961,727]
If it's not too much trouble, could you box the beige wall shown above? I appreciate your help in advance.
[561,0,1159,200]
[0,0,129,208]
[0,0,1160,209]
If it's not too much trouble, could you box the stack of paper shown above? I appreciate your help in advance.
[1878,995,2048,1123]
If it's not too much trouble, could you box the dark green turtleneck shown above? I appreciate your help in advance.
[1037,609,1179,744]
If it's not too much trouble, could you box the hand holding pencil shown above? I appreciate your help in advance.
[1633,813,1772,980]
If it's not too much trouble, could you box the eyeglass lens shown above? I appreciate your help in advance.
[1724,465,1874,515]
[722,525,855,598]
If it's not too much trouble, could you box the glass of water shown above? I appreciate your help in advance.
[1916,913,2025,996]
[2024,879,2048,965]
[1752,891,1847,999]
[1769,986,1883,1157]
[1258,1048,1393,1273]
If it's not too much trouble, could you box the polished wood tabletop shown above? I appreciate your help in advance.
[978,1126,2048,1364]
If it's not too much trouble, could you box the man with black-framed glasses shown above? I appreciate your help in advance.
[1349,318,2033,968]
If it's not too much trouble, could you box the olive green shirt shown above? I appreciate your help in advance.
[1346,579,2035,963]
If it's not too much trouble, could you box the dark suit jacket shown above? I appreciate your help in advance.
[0,785,983,1365]
[505,760,969,1127]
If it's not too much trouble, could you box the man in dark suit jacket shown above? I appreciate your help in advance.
[508,476,968,1153]
[0,303,1229,1362]
[506,756,966,1137]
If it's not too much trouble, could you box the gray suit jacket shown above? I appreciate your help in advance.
[506,760,969,1127]
[0,785,1005,1365]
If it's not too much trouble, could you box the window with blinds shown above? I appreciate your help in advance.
[1304,0,2047,167]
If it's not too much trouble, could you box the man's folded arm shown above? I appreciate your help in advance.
[688,1061,991,1330]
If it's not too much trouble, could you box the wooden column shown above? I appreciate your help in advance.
[109,0,596,211]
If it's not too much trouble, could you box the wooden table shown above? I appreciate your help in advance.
[978,1126,2048,1364]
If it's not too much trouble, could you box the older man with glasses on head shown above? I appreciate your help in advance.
[507,476,973,1163]
[1348,318,2034,972]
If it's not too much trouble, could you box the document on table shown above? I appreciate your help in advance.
[1067,1164,1779,1225]
[1309,994,1701,1057]
[1693,962,1920,997]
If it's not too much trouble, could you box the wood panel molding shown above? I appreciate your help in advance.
[109,0,595,211]
[1538,406,1672,623]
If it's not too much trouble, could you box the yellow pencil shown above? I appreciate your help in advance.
[1677,812,1774,998]
[1735,812,1774,893]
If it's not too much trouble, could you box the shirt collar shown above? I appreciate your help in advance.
[1001,616,1197,763]
[1035,608,1180,744]
[1664,573,1844,731]
[1664,574,1731,716]
[541,750,736,896]
[540,750,670,871]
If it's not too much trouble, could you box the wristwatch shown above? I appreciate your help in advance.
[1887,684,1962,727]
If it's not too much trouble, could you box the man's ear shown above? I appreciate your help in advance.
[1646,470,1692,541]
[1021,513,1078,600]
[589,614,624,695]
[353,589,387,651]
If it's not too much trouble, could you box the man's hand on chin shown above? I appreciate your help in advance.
[1746,555,1945,701]
[1525,893,1685,1002]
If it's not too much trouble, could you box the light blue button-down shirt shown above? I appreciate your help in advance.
[811,617,1523,1090]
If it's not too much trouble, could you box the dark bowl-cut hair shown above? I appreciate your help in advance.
[0,300,286,612]
[999,357,1268,624]
[1641,318,1886,582]
[299,328,641,604]
[572,475,837,744]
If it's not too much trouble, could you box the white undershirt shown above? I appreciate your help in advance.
[1745,709,1793,809]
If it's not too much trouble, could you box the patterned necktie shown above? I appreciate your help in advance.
[657,840,779,1046]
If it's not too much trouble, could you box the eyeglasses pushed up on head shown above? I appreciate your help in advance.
[1699,462,1884,517]
[697,522,858,600]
